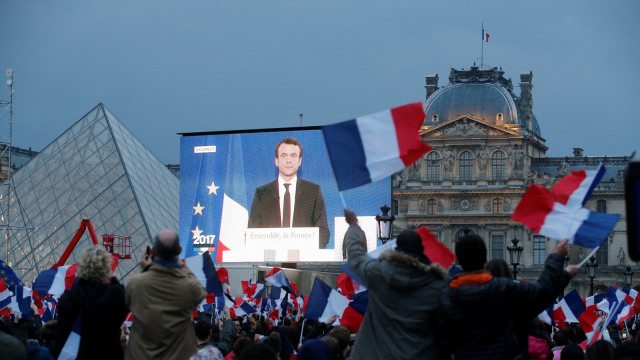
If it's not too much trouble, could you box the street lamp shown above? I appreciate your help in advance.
[624,266,634,287]
[586,257,598,296]
[507,238,523,280]
[375,204,395,244]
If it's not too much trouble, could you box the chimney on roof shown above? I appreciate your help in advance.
[573,148,584,157]
[425,74,439,100]
[518,71,533,131]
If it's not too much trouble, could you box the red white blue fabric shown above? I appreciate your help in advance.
[322,103,431,191]
[265,267,295,294]
[512,164,619,248]
[33,264,78,298]
[305,278,367,332]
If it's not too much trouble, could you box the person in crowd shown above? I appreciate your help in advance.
[585,339,614,360]
[191,319,224,360]
[344,209,447,360]
[551,329,571,360]
[297,338,332,360]
[613,340,640,359]
[125,230,206,360]
[438,234,580,360]
[224,336,252,360]
[238,343,278,360]
[53,246,127,359]
[528,319,552,360]
[560,343,585,360]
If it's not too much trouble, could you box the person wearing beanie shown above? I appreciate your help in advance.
[437,234,580,360]
[343,209,447,360]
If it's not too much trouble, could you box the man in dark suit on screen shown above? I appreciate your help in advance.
[248,137,330,248]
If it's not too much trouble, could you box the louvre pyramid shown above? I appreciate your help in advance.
[0,104,179,284]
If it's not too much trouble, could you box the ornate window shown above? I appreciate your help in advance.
[496,113,504,124]
[427,199,437,214]
[596,239,608,265]
[491,235,504,259]
[426,152,441,181]
[493,198,503,214]
[492,151,506,180]
[432,114,438,122]
[459,151,473,180]
[533,235,546,265]
[597,199,607,213]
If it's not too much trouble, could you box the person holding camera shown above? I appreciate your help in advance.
[124,230,207,360]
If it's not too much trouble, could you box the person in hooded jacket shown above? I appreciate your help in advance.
[53,246,127,359]
[437,234,580,360]
[343,209,447,360]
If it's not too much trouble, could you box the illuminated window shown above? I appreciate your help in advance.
[492,151,506,180]
[427,199,437,214]
[459,151,473,180]
[533,236,545,265]
[496,113,504,124]
[493,198,503,214]
[426,152,440,181]
[491,235,504,259]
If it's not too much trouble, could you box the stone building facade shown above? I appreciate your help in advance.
[392,66,632,296]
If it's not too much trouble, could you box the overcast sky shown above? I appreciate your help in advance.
[1,1,638,164]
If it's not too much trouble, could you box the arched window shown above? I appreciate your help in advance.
[459,151,473,180]
[426,152,440,181]
[492,151,506,180]
[596,239,608,265]
[496,113,504,124]
[432,114,438,122]
[427,199,437,214]
[493,198,503,214]
[456,228,474,241]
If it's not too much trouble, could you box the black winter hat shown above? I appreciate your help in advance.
[395,230,431,265]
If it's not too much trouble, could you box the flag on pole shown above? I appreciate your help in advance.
[322,103,430,191]
[265,267,296,294]
[415,227,455,268]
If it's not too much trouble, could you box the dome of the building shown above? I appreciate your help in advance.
[423,66,541,136]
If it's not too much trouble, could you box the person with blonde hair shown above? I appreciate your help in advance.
[53,246,127,359]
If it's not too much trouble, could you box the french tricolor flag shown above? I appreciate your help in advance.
[184,251,224,297]
[265,267,295,294]
[0,279,11,310]
[305,278,367,332]
[553,290,585,325]
[512,165,619,248]
[33,264,78,299]
[322,102,431,191]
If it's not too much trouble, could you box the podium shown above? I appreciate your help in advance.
[219,216,379,262]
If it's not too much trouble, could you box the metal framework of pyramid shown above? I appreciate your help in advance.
[0,104,179,283]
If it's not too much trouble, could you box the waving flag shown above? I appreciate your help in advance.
[580,310,603,345]
[305,278,351,324]
[415,227,456,267]
[33,264,78,299]
[0,279,11,310]
[585,293,605,313]
[538,306,554,325]
[322,102,430,191]
[0,260,25,291]
[184,251,224,296]
[40,297,58,323]
[512,165,619,247]
[336,272,366,297]
[553,164,605,208]
[265,267,296,294]
[553,290,586,325]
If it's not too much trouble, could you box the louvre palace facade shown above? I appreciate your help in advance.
[392,66,632,296]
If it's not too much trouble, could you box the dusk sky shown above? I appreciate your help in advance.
[1,1,638,164]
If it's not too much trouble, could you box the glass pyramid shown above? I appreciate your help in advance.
[0,104,179,284]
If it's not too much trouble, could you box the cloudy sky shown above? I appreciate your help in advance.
[1,1,638,164]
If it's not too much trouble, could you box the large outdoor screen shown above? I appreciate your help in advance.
[179,127,391,262]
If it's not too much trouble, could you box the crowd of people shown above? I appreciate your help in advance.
[2,211,640,359]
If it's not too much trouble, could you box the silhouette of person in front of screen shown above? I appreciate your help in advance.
[248,137,329,248]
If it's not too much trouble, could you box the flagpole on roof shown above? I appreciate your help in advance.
[481,22,484,68]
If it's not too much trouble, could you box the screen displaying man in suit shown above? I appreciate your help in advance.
[248,137,330,248]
